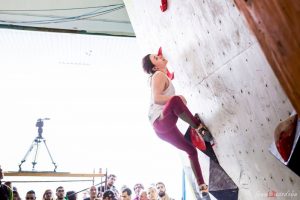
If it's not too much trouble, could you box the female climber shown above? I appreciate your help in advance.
[142,52,213,196]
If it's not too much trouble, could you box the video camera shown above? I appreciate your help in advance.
[36,118,50,138]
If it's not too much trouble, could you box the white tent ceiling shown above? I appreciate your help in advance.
[0,0,134,36]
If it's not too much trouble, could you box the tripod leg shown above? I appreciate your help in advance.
[43,139,57,172]
[32,138,40,171]
[19,139,37,171]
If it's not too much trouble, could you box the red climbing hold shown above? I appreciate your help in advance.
[160,0,168,12]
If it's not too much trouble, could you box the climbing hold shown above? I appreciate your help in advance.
[160,0,168,12]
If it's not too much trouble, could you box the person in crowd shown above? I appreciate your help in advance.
[84,185,98,200]
[55,186,65,200]
[133,183,144,200]
[0,165,12,200]
[98,174,119,198]
[66,191,77,200]
[25,190,36,200]
[13,190,21,200]
[103,190,115,200]
[121,188,132,200]
[156,182,174,200]
[142,53,211,195]
[42,189,53,200]
[139,190,148,200]
[147,186,158,200]
[4,182,12,190]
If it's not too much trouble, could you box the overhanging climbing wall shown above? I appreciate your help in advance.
[124,0,300,199]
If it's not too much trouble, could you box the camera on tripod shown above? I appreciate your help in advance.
[18,117,57,171]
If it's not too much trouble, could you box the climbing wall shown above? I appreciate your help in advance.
[124,0,300,199]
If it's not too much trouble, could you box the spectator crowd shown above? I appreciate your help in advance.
[1,166,175,200]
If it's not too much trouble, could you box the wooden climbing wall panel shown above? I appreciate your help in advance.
[124,0,300,199]
[234,0,300,115]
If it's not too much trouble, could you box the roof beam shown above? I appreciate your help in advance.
[4,171,105,177]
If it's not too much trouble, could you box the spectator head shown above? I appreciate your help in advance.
[103,190,115,200]
[43,189,53,200]
[66,191,77,200]
[4,181,12,189]
[89,186,97,199]
[56,186,65,200]
[120,185,129,192]
[156,182,166,197]
[133,183,144,195]
[147,186,158,200]
[26,190,36,200]
[121,188,132,200]
[13,190,21,200]
[139,190,148,200]
[107,174,117,186]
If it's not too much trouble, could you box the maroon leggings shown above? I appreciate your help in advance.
[153,96,205,185]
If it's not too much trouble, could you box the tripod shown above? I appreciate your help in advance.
[18,118,57,172]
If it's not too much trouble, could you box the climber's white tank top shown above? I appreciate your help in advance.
[148,71,175,124]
